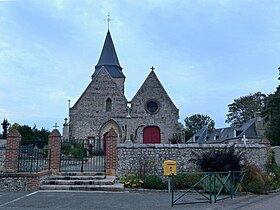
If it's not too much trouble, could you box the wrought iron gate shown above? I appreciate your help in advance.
[60,138,105,172]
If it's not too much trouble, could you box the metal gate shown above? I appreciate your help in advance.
[60,138,105,172]
[171,171,248,207]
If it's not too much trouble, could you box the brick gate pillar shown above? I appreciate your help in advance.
[48,129,61,174]
[4,129,21,172]
[106,128,117,176]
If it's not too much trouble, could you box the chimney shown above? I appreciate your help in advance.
[254,112,265,136]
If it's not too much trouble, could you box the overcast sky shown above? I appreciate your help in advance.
[0,0,279,132]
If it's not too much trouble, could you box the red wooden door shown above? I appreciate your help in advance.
[143,126,160,144]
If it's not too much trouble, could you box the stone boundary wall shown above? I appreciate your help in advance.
[0,139,6,147]
[0,149,5,172]
[116,143,268,179]
[0,140,6,172]
[0,170,51,191]
[272,146,280,166]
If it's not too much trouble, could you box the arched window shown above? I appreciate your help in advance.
[106,98,112,112]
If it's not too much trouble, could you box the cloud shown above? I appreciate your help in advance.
[0,0,279,131]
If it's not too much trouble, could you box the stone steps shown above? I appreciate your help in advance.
[43,178,115,186]
[40,172,124,192]
[48,175,106,180]
[40,184,124,191]
[56,172,105,176]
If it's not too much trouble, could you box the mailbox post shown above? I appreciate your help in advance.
[164,160,176,192]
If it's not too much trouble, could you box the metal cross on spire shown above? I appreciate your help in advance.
[104,12,113,30]
[151,66,155,71]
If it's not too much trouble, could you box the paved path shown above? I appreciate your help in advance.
[0,191,279,210]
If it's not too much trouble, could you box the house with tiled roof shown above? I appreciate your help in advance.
[187,113,269,145]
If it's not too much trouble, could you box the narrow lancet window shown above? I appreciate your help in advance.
[106,98,112,112]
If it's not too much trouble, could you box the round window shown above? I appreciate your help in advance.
[146,100,159,114]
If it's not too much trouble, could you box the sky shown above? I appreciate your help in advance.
[0,0,279,132]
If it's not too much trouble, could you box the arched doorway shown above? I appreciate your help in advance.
[143,126,161,144]
[99,120,122,143]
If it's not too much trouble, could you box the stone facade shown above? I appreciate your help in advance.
[67,30,182,144]
[130,71,181,143]
[116,143,269,179]
[69,67,128,142]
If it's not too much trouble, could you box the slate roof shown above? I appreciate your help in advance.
[92,30,125,78]
[188,118,261,144]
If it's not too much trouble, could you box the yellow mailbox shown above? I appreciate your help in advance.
[164,160,176,176]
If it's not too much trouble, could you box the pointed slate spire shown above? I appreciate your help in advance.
[93,30,125,78]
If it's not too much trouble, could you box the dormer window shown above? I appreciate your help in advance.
[106,98,112,112]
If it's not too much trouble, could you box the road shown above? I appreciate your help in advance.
[0,190,279,210]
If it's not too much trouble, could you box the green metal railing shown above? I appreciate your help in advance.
[171,171,247,207]
[171,172,213,206]
[18,148,51,172]
[0,148,51,173]
[60,139,105,172]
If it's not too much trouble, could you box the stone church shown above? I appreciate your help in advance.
[64,29,182,145]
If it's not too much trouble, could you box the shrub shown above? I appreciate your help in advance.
[246,165,269,194]
[190,145,243,172]
[248,172,266,194]
[70,147,83,158]
[120,173,143,188]
[143,175,164,189]
[267,151,280,189]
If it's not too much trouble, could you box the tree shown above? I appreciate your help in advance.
[226,92,266,125]
[1,118,10,139]
[184,114,215,140]
[9,123,50,147]
[263,86,280,145]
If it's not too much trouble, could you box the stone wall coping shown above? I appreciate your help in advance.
[7,129,22,138]
[0,170,51,178]
[49,129,61,138]
[117,143,266,149]
[234,144,266,148]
